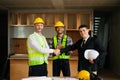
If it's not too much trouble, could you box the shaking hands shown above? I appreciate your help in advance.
[53,44,64,56]
[53,49,60,56]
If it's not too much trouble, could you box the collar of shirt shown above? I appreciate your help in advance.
[34,32,43,36]
[83,35,90,43]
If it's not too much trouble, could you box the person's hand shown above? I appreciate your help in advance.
[56,44,64,49]
[53,49,60,56]
[68,51,73,54]
[88,59,94,64]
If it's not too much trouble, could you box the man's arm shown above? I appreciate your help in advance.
[60,39,80,53]
[28,36,54,53]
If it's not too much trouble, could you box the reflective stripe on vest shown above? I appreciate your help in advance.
[27,33,48,66]
[52,35,70,60]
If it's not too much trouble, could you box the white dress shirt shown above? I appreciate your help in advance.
[83,35,90,44]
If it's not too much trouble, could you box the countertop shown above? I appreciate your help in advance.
[9,54,78,60]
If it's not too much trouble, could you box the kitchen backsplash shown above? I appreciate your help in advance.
[10,26,56,38]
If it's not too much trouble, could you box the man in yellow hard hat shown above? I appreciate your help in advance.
[27,17,60,76]
[49,21,73,76]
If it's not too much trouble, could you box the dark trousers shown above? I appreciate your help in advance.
[53,59,70,77]
[29,63,47,76]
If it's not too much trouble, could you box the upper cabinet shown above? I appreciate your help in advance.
[9,11,93,30]
[66,13,77,30]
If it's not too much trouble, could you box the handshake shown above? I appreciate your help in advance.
[53,49,61,56]
[53,44,63,56]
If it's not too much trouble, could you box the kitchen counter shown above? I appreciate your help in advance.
[10,54,28,59]
[9,54,78,80]
[10,54,78,60]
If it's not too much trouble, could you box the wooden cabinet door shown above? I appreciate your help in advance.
[67,13,77,30]
[10,13,18,25]
[12,38,27,54]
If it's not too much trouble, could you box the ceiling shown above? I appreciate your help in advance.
[0,0,120,10]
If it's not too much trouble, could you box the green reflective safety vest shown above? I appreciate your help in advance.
[53,35,70,60]
[27,33,48,66]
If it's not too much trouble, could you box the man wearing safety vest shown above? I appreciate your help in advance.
[49,21,73,76]
[27,17,60,76]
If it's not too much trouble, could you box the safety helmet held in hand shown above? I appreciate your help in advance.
[77,70,90,80]
[33,17,44,24]
[54,21,64,27]
[84,49,99,60]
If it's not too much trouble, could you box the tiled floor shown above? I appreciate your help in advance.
[98,69,120,80]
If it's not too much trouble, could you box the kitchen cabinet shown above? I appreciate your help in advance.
[55,13,64,23]
[79,12,93,30]
[9,13,18,25]
[21,13,28,25]
[28,14,36,25]
[10,58,28,80]
[10,55,78,80]
[11,38,27,54]
[9,11,93,30]
[45,14,54,26]
[66,13,77,30]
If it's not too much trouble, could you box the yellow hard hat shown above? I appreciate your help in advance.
[33,17,44,24]
[54,21,64,27]
[77,70,90,80]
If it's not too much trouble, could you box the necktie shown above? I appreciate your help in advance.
[81,40,85,47]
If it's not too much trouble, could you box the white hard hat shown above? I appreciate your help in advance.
[84,49,99,60]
